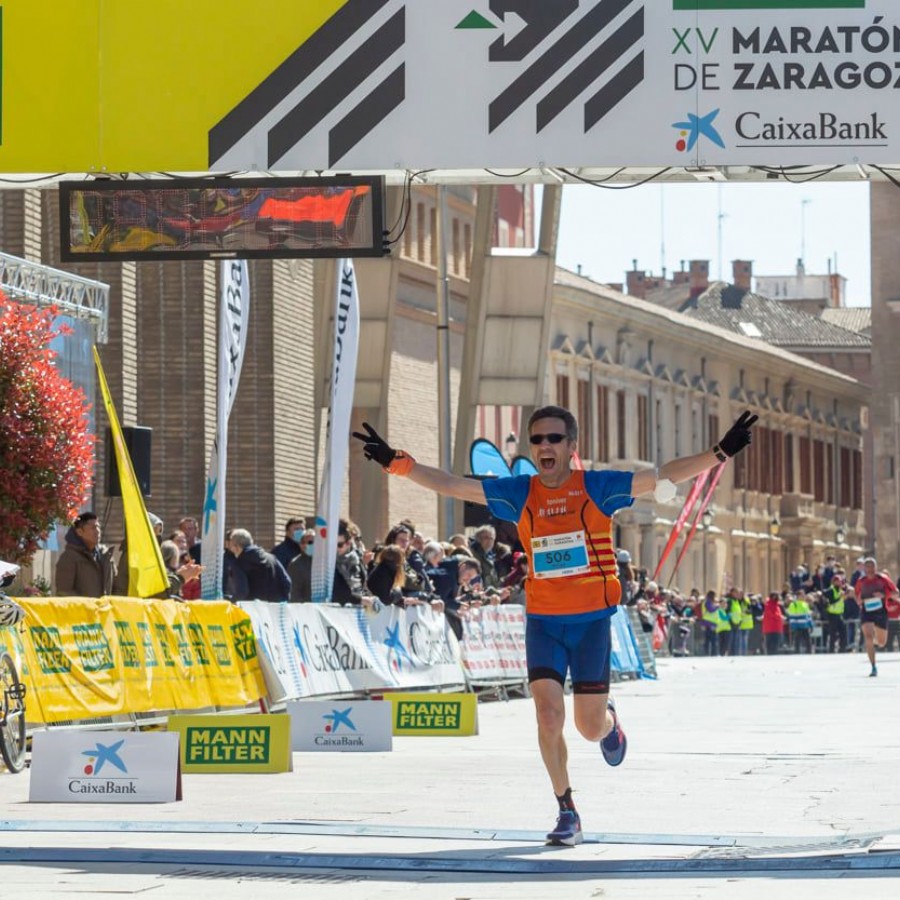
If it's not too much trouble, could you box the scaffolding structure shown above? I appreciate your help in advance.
[0,252,109,343]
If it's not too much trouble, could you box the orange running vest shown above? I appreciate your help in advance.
[518,470,621,616]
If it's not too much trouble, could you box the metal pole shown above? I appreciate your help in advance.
[435,186,454,538]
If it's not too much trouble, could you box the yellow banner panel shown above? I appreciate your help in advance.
[384,692,478,736]
[169,713,292,773]
[0,0,346,173]
[7,597,264,724]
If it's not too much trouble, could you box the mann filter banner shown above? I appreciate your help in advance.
[169,713,292,773]
[4,597,264,723]
[1,0,898,172]
[385,692,478,736]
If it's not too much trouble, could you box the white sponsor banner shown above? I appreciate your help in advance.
[459,604,527,684]
[312,259,360,603]
[201,260,250,599]
[210,1,900,172]
[29,731,181,803]
[239,601,466,701]
[288,699,393,752]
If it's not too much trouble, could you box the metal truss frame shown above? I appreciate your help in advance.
[0,252,110,343]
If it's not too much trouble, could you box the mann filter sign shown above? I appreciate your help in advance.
[386,692,478,736]
[168,713,293,773]
[0,0,896,171]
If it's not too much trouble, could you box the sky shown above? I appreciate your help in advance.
[552,181,872,307]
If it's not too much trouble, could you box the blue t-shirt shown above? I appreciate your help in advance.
[481,470,634,524]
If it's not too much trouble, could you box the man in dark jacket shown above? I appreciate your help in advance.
[55,512,117,597]
[229,528,291,601]
[271,517,306,571]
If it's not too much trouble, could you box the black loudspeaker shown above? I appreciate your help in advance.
[105,426,152,497]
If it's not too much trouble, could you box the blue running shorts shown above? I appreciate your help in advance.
[526,614,612,694]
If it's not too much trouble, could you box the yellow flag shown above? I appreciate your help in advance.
[93,348,168,598]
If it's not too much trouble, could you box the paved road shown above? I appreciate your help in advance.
[1,652,898,899]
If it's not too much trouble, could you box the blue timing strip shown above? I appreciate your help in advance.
[0,845,897,876]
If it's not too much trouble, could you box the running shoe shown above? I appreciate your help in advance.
[870,665,878,677]
[600,697,627,766]
[546,809,583,846]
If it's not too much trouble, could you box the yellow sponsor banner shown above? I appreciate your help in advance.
[3,596,264,724]
[168,713,292,773]
[0,0,345,172]
[384,692,478,736]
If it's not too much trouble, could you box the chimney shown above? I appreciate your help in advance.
[689,260,709,298]
[796,258,805,277]
[732,259,753,291]
[626,266,647,299]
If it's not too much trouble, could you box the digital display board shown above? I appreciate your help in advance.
[60,176,385,262]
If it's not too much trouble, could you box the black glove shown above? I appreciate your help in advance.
[351,422,397,467]
[715,410,758,459]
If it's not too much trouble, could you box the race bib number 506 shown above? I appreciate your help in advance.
[531,531,590,579]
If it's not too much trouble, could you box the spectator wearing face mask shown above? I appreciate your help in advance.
[287,529,315,601]
[272,517,307,571]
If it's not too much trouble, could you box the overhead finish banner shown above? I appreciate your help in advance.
[1,0,898,171]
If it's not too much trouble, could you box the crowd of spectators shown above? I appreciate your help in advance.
[620,553,900,658]
[53,510,900,663]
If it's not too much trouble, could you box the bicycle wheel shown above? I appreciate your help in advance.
[0,652,26,774]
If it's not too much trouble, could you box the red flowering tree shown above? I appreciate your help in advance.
[0,296,94,563]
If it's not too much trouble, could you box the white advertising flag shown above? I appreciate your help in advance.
[311,259,360,603]
[201,260,250,599]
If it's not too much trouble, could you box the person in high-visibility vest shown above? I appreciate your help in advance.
[727,590,747,656]
[717,597,733,656]
[787,593,814,654]
[823,574,847,653]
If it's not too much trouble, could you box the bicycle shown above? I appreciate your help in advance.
[0,592,27,774]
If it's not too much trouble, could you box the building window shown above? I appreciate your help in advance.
[577,378,590,459]
[416,202,426,262]
[852,449,862,509]
[840,446,852,508]
[452,218,461,275]
[464,223,472,277]
[708,414,719,451]
[825,442,834,505]
[637,394,649,461]
[674,403,682,458]
[771,427,783,495]
[813,438,825,501]
[784,433,794,493]
[556,372,570,409]
[799,435,812,495]
[616,390,627,459]
[429,207,437,266]
[596,384,609,462]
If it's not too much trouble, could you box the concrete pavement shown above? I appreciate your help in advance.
[1,651,899,899]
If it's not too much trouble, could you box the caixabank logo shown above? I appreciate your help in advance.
[69,739,137,795]
[315,707,364,747]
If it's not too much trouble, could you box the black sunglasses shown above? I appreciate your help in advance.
[529,432,567,445]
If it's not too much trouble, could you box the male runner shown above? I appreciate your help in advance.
[854,557,898,677]
[353,406,756,845]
